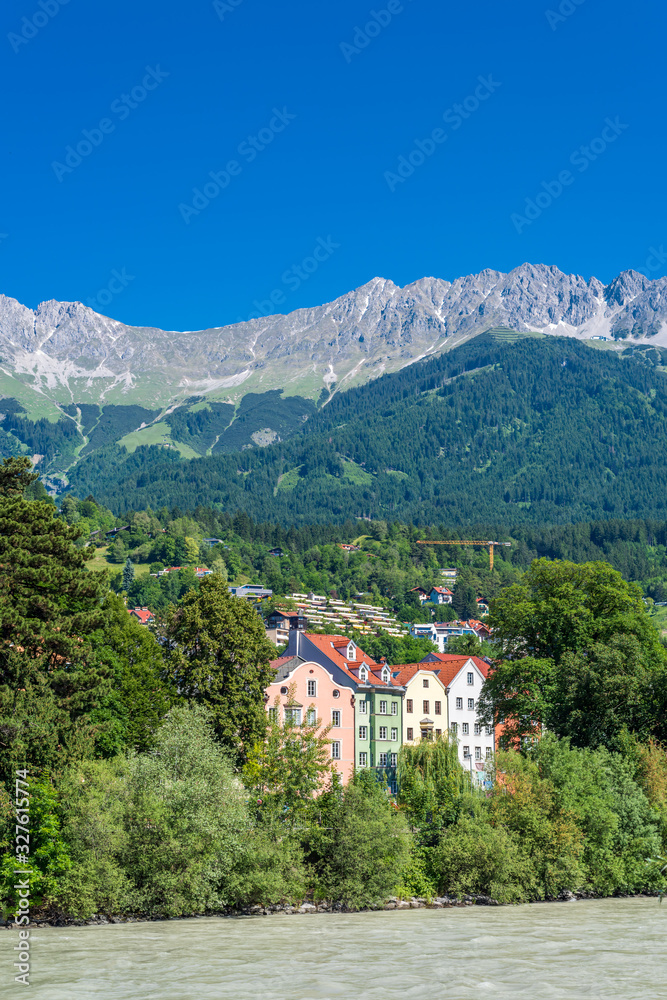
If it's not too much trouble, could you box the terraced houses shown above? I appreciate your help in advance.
[266,632,496,788]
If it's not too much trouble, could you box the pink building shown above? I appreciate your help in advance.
[265,653,356,783]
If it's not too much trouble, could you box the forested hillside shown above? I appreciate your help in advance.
[66,334,667,525]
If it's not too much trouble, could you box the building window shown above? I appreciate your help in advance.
[379,753,388,766]
[379,700,387,714]
[268,707,277,722]
[358,725,368,740]
[474,722,481,735]
[331,710,341,727]
[456,697,463,710]
[406,699,413,713]
[467,672,474,685]
[359,700,367,714]
[435,701,441,715]
[485,725,493,736]
[379,726,388,740]
[450,722,457,734]
[462,722,469,735]
[435,729,442,737]
[285,707,302,725]
[359,667,368,682]
[423,700,429,714]
[332,689,340,698]
[463,746,470,757]
[390,779,398,794]
[390,753,397,768]
[486,747,493,759]
[391,702,398,715]
[468,698,475,710]
[423,678,429,688]
[359,752,367,767]
[475,746,481,760]
[407,727,414,740]
[391,727,398,741]
[331,741,341,760]
[306,708,317,725]
[307,679,317,697]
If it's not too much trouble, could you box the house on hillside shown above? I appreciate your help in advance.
[420,652,496,774]
[409,587,429,604]
[265,609,308,646]
[265,654,356,783]
[428,586,453,605]
[409,620,486,652]
[194,566,212,577]
[282,632,405,790]
[128,607,154,625]
[228,584,273,603]
[391,664,449,743]
[268,547,285,557]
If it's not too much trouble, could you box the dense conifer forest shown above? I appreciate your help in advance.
[59,334,667,524]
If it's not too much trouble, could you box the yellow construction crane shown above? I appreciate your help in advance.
[416,539,511,571]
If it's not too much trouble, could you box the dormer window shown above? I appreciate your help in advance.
[359,665,368,682]
[347,642,357,661]
[381,666,390,683]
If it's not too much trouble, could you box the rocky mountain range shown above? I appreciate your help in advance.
[1,263,666,420]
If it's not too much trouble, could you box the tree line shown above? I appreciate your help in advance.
[0,456,666,921]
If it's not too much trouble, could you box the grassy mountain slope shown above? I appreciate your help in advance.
[64,335,667,525]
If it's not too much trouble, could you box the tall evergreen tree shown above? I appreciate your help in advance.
[0,495,110,776]
[163,575,276,764]
[122,558,135,592]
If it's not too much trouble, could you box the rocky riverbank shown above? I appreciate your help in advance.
[8,888,650,928]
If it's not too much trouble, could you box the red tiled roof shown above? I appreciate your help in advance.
[269,655,296,671]
[303,633,398,688]
[431,586,453,595]
[419,653,490,685]
[390,663,448,688]
[129,608,154,624]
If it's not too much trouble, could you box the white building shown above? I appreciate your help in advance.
[421,653,495,771]
[409,621,480,653]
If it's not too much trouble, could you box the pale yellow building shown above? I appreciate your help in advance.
[391,664,449,744]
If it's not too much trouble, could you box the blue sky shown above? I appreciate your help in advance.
[1,0,665,331]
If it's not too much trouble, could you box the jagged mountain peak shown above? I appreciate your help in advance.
[1,265,666,417]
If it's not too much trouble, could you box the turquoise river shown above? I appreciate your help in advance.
[1,897,665,999]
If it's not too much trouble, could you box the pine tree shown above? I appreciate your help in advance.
[122,558,135,592]
[0,496,110,776]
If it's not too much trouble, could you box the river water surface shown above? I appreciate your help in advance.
[1,897,665,999]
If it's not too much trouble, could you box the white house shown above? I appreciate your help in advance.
[420,653,495,772]
[409,621,480,653]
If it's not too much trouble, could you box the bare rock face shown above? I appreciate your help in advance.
[1,264,666,413]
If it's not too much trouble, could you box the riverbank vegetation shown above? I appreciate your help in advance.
[1,457,666,922]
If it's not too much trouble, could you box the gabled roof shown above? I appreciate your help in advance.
[303,633,399,689]
[390,663,448,689]
[431,586,453,595]
[129,607,154,624]
[419,653,490,685]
